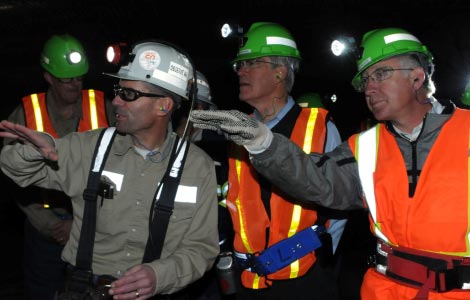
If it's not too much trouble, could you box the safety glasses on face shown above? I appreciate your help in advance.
[354,67,415,92]
[232,58,281,72]
[113,84,167,102]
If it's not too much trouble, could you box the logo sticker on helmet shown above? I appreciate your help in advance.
[197,78,209,88]
[358,57,372,73]
[139,50,161,71]
[238,49,251,55]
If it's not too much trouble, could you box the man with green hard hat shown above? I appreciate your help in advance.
[296,92,325,109]
[3,34,114,300]
[201,22,346,299]
[190,27,470,300]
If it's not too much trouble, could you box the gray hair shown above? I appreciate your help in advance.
[269,56,300,93]
[398,54,436,96]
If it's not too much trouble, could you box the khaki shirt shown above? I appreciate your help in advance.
[1,128,219,295]
[5,95,116,238]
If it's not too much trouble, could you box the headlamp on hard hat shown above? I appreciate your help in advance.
[106,42,133,66]
[221,23,246,47]
[40,34,89,78]
[67,51,83,64]
[331,36,360,58]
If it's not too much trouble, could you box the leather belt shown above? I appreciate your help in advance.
[374,240,470,299]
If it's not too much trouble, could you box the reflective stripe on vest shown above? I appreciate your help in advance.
[30,94,44,132]
[355,124,388,242]
[352,111,470,255]
[22,90,108,137]
[88,89,98,129]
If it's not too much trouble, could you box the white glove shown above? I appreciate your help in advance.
[189,110,272,152]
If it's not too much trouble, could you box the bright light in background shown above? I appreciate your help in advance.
[330,94,337,103]
[221,23,232,38]
[331,40,346,56]
[331,36,358,58]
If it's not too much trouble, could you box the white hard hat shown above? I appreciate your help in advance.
[105,41,193,100]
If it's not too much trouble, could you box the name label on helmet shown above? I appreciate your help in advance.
[169,62,189,81]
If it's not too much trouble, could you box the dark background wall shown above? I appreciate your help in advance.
[1,1,470,299]
[1,0,470,138]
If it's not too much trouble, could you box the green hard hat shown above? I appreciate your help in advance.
[352,28,433,90]
[297,92,324,108]
[40,34,89,78]
[462,82,470,106]
[233,22,301,62]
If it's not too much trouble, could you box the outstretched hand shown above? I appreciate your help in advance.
[189,110,269,147]
[0,120,58,161]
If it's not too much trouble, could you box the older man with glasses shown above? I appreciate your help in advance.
[191,22,347,300]
[190,27,470,300]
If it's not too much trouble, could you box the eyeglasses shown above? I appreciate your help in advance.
[113,84,167,102]
[232,58,280,72]
[354,67,415,92]
[56,76,83,84]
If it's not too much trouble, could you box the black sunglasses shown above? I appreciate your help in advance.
[113,84,167,102]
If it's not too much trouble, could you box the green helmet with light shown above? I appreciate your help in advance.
[233,22,301,62]
[40,34,89,78]
[297,92,324,108]
[352,28,433,90]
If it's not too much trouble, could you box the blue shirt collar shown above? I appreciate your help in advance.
[253,96,295,129]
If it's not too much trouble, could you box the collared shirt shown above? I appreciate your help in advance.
[0,128,219,295]
[394,97,445,142]
[252,96,346,253]
[254,96,341,152]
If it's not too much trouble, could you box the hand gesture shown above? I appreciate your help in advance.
[189,110,268,146]
[0,120,58,161]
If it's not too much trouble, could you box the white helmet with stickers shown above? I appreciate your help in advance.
[105,41,194,100]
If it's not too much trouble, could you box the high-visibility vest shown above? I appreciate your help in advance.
[227,107,329,289]
[349,109,470,300]
[22,89,109,137]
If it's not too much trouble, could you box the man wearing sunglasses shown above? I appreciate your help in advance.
[0,40,218,300]
[2,34,115,300]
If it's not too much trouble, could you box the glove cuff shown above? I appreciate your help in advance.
[244,124,273,154]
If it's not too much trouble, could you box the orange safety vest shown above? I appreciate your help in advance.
[348,109,470,299]
[227,107,329,289]
[22,89,109,137]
